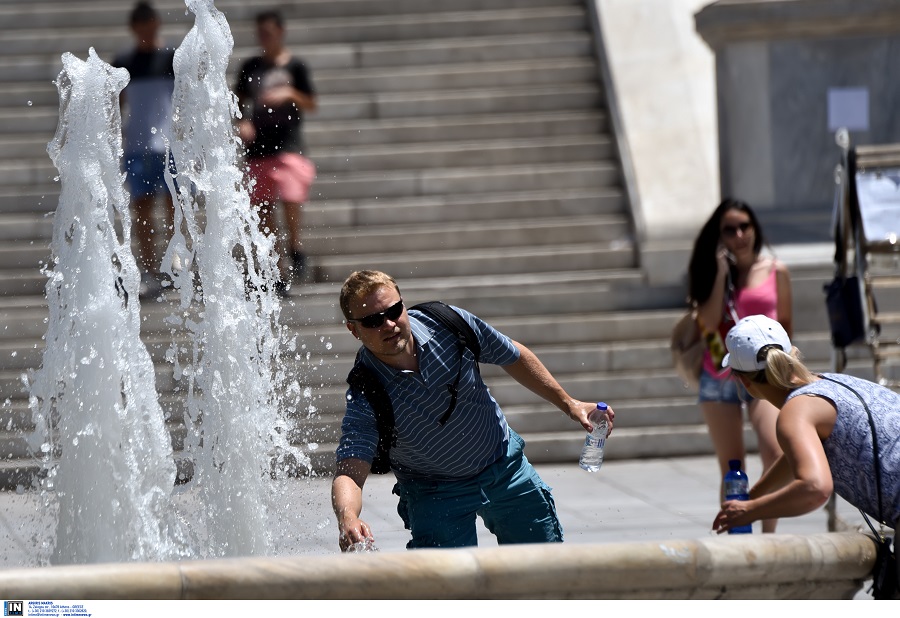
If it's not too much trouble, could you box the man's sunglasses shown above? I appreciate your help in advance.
[721,221,752,238]
[348,299,404,329]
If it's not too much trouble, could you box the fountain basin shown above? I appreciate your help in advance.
[0,532,875,600]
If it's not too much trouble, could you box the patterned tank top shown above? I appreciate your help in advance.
[786,373,900,526]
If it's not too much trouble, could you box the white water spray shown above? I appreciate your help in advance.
[28,49,189,565]
[162,0,309,558]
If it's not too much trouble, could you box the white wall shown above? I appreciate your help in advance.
[595,0,720,282]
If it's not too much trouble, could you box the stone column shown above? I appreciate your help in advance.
[695,0,900,243]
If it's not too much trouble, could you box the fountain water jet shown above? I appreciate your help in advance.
[28,49,189,565]
[160,0,309,558]
[27,0,309,565]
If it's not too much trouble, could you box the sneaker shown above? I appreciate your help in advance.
[139,272,163,300]
[273,279,290,298]
[290,250,307,283]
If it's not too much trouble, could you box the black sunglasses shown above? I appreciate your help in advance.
[348,299,404,328]
[721,221,752,238]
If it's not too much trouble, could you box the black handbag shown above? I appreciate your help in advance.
[823,275,866,348]
[824,161,868,350]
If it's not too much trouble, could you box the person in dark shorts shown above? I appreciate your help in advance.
[113,1,176,299]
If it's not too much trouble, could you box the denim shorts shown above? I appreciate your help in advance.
[392,428,564,549]
[698,368,749,404]
[124,151,176,199]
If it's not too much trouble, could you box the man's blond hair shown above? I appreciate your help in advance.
[339,270,401,320]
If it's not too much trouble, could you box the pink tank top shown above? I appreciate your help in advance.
[702,265,778,376]
[733,266,778,320]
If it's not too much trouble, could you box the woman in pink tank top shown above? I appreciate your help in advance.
[686,199,793,533]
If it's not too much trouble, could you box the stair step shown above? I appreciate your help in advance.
[0,31,593,83]
[305,215,627,256]
[316,241,635,281]
[0,187,626,232]
[0,0,584,30]
[0,120,613,163]
[0,7,590,57]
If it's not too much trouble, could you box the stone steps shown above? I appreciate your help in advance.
[0,6,590,57]
[0,111,610,159]
[0,157,617,213]
[0,135,616,188]
[0,30,594,83]
[1,0,867,493]
[0,0,584,29]
[0,82,605,135]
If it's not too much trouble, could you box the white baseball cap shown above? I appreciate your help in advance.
[722,315,792,372]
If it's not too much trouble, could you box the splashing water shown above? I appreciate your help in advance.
[161,0,309,558]
[27,0,309,565]
[28,49,189,565]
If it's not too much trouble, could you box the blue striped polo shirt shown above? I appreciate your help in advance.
[336,305,521,481]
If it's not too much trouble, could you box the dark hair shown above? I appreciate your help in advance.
[686,198,766,305]
[255,9,284,28]
[130,1,158,24]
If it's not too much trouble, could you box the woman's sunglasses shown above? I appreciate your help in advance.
[721,221,752,238]
[348,299,404,329]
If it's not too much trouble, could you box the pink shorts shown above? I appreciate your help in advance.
[247,153,316,205]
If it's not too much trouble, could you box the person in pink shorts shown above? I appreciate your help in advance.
[234,9,317,292]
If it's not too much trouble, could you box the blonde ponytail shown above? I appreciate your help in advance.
[762,346,815,388]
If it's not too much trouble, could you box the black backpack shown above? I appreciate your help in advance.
[346,301,481,474]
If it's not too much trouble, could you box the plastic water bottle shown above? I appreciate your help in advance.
[724,459,753,534]
[579,402,609,472]
[347,537,378,553]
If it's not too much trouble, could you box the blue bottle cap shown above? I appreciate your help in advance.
[596,402,608,410]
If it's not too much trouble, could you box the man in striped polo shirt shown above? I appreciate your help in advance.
[332,270,615,550]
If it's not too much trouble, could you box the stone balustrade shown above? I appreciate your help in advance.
[0,532,875,600]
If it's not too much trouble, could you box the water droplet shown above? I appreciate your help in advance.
[26,100,33,106]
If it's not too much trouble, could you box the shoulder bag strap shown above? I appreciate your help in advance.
[819,375,886,531]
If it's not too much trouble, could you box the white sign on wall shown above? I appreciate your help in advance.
[828,87,869,132]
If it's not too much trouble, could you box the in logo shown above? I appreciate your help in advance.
[3,601,23,617]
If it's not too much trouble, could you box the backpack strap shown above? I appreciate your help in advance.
[411,301,481,425]
[346,353,395,475]
[410,301,481,363]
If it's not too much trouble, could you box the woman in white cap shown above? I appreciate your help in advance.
[712,314,900,543]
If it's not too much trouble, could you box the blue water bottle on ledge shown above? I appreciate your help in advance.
[579,402,608,472]
[724,459,752,534]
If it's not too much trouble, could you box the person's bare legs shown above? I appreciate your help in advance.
[747,397,782,533]
[133,193,157,272]
[283,200,305,281]
[702,401,745,503]
[283,200,302,251]
[252,198,294,295]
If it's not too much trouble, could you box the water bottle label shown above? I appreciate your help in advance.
[584,435,602,448]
